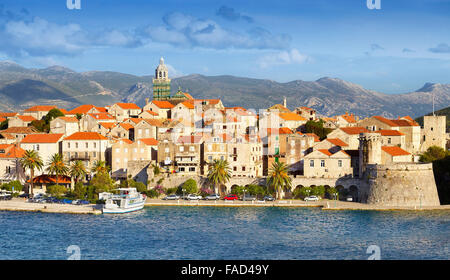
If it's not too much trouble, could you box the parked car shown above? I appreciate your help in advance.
[185,194,202,200]
[18,193,29,198]
[304,196,320,201]
[346,196,353,202]
[204,194,220,200]
[263,195,275,201]
[77,200,90,205]
[162,194,180,200]
[242,195,256,201]
[223,194,239,201]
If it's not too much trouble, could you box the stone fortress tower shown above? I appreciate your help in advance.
[358,132,441,207]
[420,115,447,152]
[358,132,381,176]
[153,57,171,101]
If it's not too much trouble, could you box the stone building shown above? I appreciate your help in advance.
[50,116,80,136]
[303,149,352,178]
[420,115,446,151]
[108,103,141,122]
[0,144,26,184]
[62,132,111,171]
[19,134,64,176]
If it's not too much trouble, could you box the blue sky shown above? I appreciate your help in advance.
[0,0,449,93]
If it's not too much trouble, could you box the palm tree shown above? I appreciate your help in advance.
[207,159,231,196]
[70,160,87,183]
[20,150,44,198]
[46,153,69,186]
[266,161,292,200]
[91,160,110,175]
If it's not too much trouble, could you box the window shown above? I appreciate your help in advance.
[208,144,212,151]
[85,143,88,148]
[388,138,391,144]
[233,157,237,162]
[124,148,128,153]
[189,167,195,172]
[242,166,245,171]
[93,152,96,157]
[68,143,70,149]
[320,160,325,167]
[310,160,314,167]
[189,146,195,152]
[338,160,342,167]
[165,148,169,153]
[233,166,237,171]
[208,156,213,161]
[75,142,78,149]
[94,142,97,148]
[179,146,184,152]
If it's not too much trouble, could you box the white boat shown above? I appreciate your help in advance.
[102,188,146,214]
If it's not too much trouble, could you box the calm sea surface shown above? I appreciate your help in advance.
[0,207,448,260]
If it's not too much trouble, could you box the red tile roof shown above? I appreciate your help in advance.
[390,119,419,127]
[17,115,37,122]
[180,101,195,109]
[375,130,404,136]
[56,116,78,123]
[24,105,57,112]
[29,175,71,184]
[326,138,349,147]
[152,100,175,109]
[279,112,307,121]
[119,123,134,130]
[99,122,117,129]
[67,104,106,115]
[381,146,410,156]
[305,133,320,142]
[88,113,115,120]
[267,127,293,135]
[144,110,158,116]
[115,103,141,110]
[0,112,18,118]
[139,138,158,146]
[21,133,64,144]
[340,127,370,135]
[0,126,38,134]
[0,144,25,158]
[373,116,399,127]
[64,132,108,141]
[318,149,333,156]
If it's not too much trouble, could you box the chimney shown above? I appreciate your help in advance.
[145,98,149,105]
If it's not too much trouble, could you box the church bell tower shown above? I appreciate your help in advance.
[153,57,171,101]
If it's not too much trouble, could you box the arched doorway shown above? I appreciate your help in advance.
[349,185,359,202]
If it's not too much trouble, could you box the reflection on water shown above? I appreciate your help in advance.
[0,207,448,260]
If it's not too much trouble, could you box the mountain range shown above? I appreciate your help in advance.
[0,61,449,118]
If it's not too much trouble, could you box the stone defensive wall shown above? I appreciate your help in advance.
[362,163,441,207]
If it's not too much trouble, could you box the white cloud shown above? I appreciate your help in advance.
[141,12,291,50]
[258,48,309,68]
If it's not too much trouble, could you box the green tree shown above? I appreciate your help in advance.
[311,185,326,197]
[0,181,23,192]
[419,146,449,163]
[0,118,8,130]
[30,120,48,132]
[246,184,265,197]
[207,159,231,196]
[20,150,44,197]
[73,181,87,199]
[267,161,292,200]
[151,163,161,176]
[70,160,87,183]
[46,184,68,197]
[46,153,68,186]
[327,188,339,200]
[231,185,245,196]
[88,172,114,198]
[181,178,198,194]
[43,108,65,123]
[293,187,312,199]
[305,120,332,140]
[91,160,110,175]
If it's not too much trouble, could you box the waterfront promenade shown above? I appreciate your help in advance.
[1,198,450,215]
[0,198,102,215]
[144,199,450,211]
